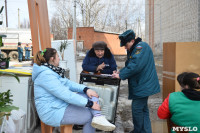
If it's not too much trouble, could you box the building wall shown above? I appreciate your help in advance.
[93,32,126,55]
[145,0,150,49]
[68,27,95,50]
[198,1,200,41]
[145,0,199,55]
[68,27,126,55]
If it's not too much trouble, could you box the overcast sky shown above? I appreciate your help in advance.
[0,0,145,29]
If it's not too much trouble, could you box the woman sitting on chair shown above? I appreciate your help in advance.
[32,48,116,133]
[157,72,200,132]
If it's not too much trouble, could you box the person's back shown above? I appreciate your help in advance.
[17,42,23,62]
[158,72,200,132]
[169,92,200,130]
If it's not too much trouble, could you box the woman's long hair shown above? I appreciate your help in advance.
[34,48,57,66]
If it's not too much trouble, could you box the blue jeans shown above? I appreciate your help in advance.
[25,51,30,60]
[18,52,23,62]
[132,97,152,133]
[61,93,101,133]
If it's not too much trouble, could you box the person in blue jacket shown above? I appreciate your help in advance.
[32,48,115,133]
[17,42,23,62]
[24,43,31,61]
[112,30,160,133]
[82,41,117,74]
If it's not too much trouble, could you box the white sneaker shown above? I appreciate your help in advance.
[91,116,116,131]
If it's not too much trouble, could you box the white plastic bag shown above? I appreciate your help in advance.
[0,109,26,133]
[10,109,26,133]
[6,116,16,133]
[1,116,16,133]
[0,116,7,133]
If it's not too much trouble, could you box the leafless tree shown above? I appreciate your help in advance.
[50,14,68,40]
[76,0,105,27]
[20,19,30,29]
[49,0,74,40]
[100,0,143,33]
[49,0,145,37]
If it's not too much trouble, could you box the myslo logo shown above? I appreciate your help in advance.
[172,126,198,132]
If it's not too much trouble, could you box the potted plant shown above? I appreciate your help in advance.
[0,56,10,69]
[0,6,4,25]
[0,90,19,124]
[59,40,69,69]
[0,72,19,125]
[0,34,9,69]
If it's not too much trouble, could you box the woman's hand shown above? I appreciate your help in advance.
[86,89,99,98]
[96,62,106,71]
[92,101,101,111]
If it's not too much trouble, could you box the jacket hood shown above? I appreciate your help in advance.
[182,89,200,101]
[32,63,50,82]
[88,47,112,58]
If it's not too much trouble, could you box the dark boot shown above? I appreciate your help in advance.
[73,125,84,130]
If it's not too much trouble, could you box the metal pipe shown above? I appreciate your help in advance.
[18,8,20,29]
[73,0,76,42]
[5,0,8,27]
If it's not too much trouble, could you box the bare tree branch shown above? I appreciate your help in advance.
[49,0,145,38]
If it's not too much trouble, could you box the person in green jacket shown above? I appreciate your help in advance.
[158,72,200,133]
[112,29,160,133]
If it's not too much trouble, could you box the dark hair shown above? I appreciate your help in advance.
[177,72,188,87]
[182,72,200,89]
[18,42,21,46]
[34,48,57,66]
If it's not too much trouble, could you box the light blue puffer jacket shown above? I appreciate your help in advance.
[32,63,88,127]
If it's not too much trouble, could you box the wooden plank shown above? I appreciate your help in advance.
[41,121,53,133]
[163,42,176,99]
[27,0,39,55]
[175,42,200,91]
[27,0,51,55]
[163,42,200,133]
[60,125,73,133]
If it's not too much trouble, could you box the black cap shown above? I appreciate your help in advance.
[18,42,21,46]
[92,41,107,50]
[119,30,135,47]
